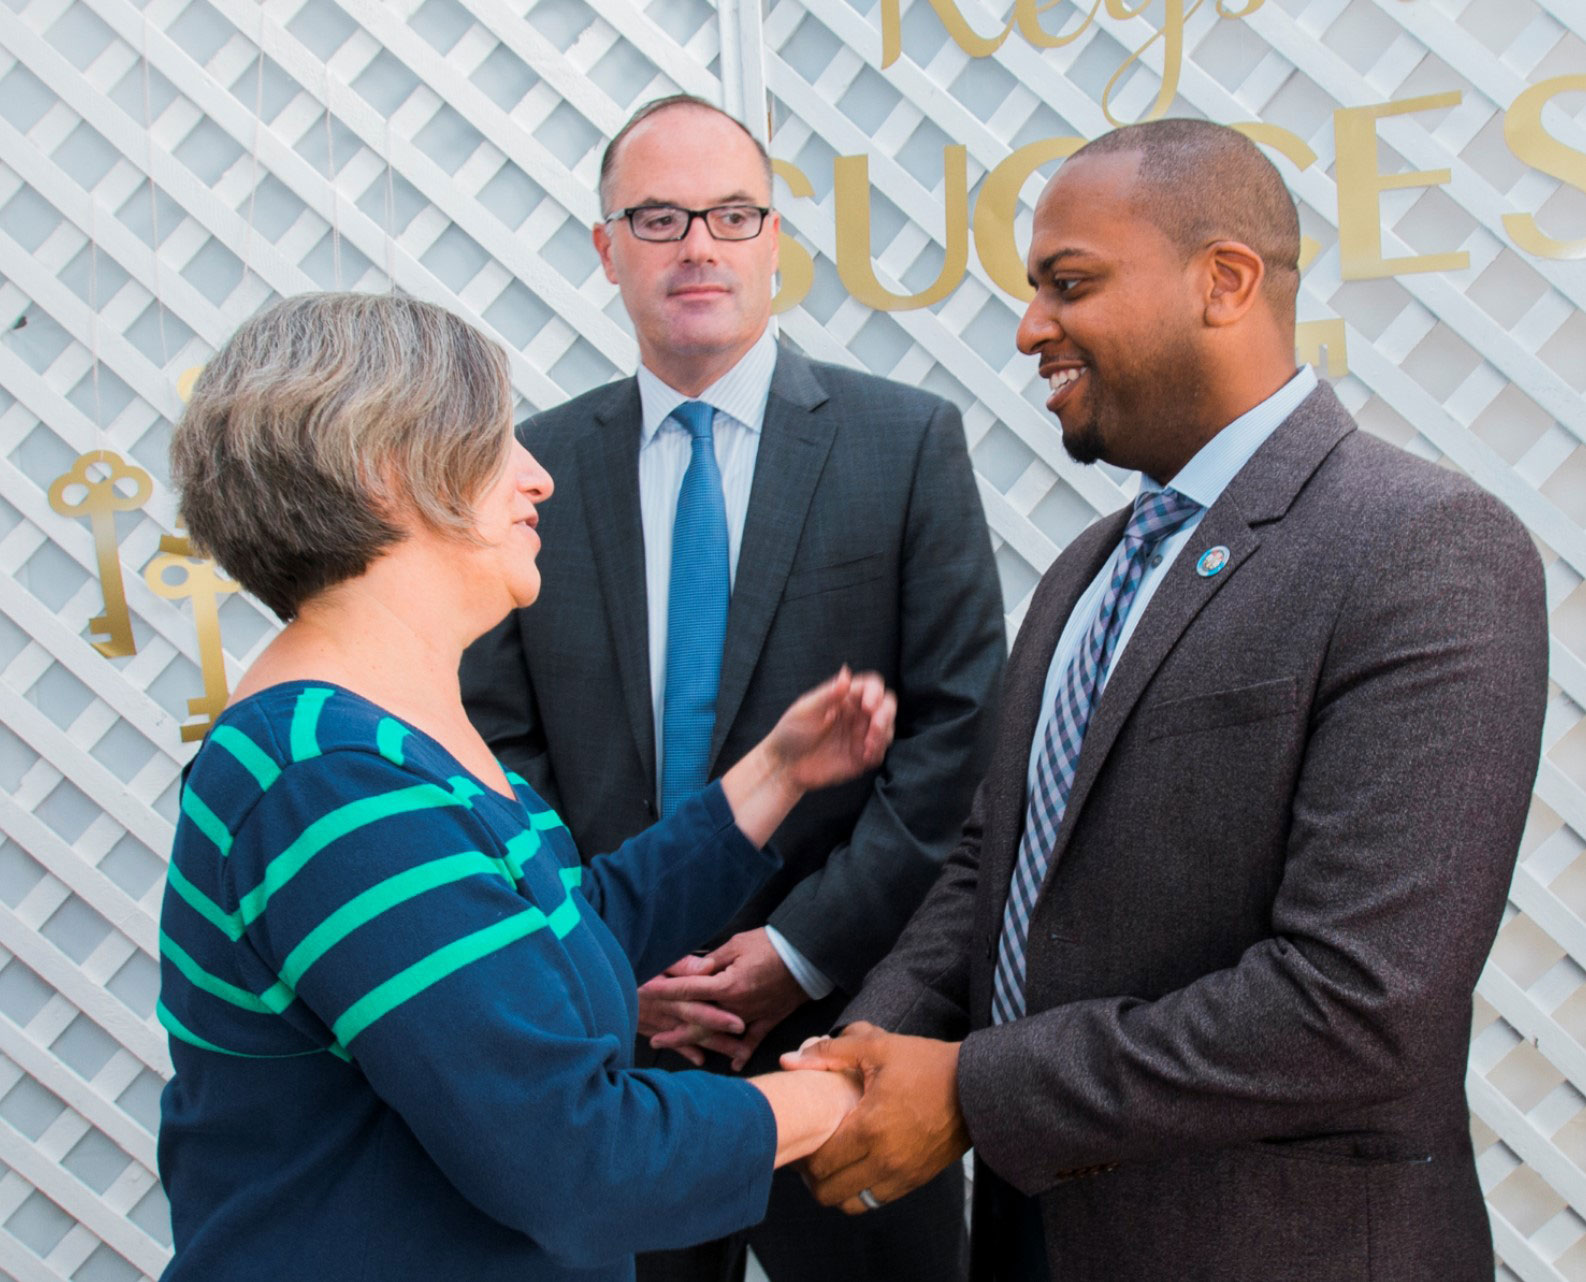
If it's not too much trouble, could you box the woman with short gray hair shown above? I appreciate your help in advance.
[157,292,880,1282]
[172,290,512,620]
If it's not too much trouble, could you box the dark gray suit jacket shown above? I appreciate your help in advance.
[844,383,1548,1281]
[462,346,1005,1043]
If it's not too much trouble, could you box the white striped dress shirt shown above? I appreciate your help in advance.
[634,327,833,998]
[636,325,778,758]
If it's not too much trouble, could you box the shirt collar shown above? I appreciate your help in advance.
[637,325,779,445]
[1143,364,1318,507]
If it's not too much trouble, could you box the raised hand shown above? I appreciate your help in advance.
[720,669,896,850]
[764,668,896,793]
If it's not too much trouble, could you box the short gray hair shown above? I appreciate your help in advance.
[172,292,512,620]
[598,95,772,214]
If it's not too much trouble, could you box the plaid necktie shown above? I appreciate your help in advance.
[991,487,1204,1024]
[660,401,729,816]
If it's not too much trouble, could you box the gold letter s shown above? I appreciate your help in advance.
[1503,75,1586,261]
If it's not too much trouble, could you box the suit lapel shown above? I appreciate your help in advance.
[1048,500,1261,867]
[709,349,834,768]
[580,382,656,788]
[1036,382,1357,881]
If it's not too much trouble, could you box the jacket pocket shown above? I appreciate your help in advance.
[1144,676,1298,742]
[782,551,885,602]
[1244,1136,1432,1167]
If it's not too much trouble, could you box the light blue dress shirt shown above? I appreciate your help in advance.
[1026,365,1318,800]
[635,327,833,1000]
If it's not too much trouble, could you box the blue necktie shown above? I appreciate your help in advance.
[660,401,730,816]
[991,487,1203,1024]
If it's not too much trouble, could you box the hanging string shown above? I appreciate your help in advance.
[383,113,396,293]
[242,0,267,286]
[323,61,341,288]
[139,15,171,373]
[86,195,104,447]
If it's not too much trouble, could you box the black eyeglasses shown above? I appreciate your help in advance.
[604,204,771,242]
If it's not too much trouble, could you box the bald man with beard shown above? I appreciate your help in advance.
[785,118,1547,1282]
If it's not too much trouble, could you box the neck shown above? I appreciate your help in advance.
[641,325,767,398]
[1149,357,1298,484]
[235,543,481,724]
[1213,361,1299,425]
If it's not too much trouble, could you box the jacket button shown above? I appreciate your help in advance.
[984,933,995,961]
[643,798,657,818]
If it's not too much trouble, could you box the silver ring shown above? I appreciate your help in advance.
[858,1188,882,1211]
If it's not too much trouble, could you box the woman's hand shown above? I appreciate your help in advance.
[720,669,897,848]
[748,1066,864,1168]
[765,668,896,793]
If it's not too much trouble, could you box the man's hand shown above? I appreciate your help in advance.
[639,929,809,1070]
[637,956,748,1067]
[780,1022,969,1213]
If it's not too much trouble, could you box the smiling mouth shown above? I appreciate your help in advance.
[1045,366,1085,413]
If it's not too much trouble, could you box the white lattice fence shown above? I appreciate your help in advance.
[0,0,1582,1277]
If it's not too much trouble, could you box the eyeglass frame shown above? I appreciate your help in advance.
[602,203,773,243]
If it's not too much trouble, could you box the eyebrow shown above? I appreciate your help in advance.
[629,191,764,207]
[1027,248,1091,288]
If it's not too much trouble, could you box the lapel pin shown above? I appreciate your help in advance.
[1195,546,1230,578]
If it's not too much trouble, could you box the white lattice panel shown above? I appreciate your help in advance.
[0,0,1582,1276]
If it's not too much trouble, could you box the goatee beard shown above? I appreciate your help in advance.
[1063,416,1106,466]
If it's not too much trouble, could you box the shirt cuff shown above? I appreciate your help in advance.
[765,926,835,1001]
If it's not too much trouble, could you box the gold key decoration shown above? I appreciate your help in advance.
[144,533,240,743]
[47,450,153,658]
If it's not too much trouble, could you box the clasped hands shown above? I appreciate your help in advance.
[640,669,895,1071]
[642,671,967,1203]
[638,927,807,1070]
[779,1023,970,1213]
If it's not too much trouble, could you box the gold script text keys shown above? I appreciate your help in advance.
[145,534,239,742]
[47,451,153,658]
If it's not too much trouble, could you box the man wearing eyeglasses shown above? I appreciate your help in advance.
[461,95,1005,1282]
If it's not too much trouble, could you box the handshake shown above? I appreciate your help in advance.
[778,1023,971,1212]
[636,935,969,1207]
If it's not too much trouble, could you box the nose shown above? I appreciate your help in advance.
[515,442,553,501]
[1015,292,1060,356]
[677,212,719,260]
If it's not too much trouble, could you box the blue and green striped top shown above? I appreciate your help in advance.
[157,683,779,1281]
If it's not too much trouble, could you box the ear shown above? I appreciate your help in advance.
[1201,240,1265,328]
[592,221,619,286]
[768,209,781,277]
